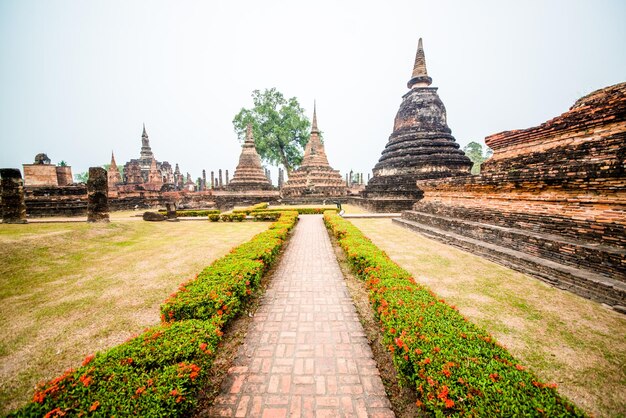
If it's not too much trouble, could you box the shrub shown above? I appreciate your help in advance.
[12,319,221,417]
[231,213,245,222]
[161,211,298,323]
[220,214,233,222]
[252,212,280,222]
[208,214,220,222]
[323,211,585,417]
[158,209,220,217]
[10,211,299,417]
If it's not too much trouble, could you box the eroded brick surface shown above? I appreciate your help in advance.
[208,215,393,417]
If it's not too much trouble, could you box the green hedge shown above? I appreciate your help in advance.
[232,202,269,215]
[161,211,298,322]
[10,211,298,417]
[323,211,585,417]
[157,209,221,217]
[233,207,339,215]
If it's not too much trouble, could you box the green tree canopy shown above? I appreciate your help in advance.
[74,172,88,183]
[233,88,311,173]
[463,141,493,175]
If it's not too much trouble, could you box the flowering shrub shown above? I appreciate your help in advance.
[161,211,298,323]
[158,209,221,217]
[323,211,586,417]
[208,214,220,222]
[12,319,221,417]
[10,212,298,417]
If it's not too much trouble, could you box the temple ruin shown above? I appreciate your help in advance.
[281,104,346,198]
[396,82,626,311]
[23,153,73,187]
[227,124,273,191]
[360,38,472,211]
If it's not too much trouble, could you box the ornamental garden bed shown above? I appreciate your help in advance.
[323,211,585,417]
[9,212,298,417]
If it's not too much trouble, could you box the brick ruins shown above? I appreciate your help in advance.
[360,38,472,212]
[281,104,346,198]
[227,124,274,191]
[23,153,73,187]
[0,168,27,223]
[87,167,109,223]
[395,82,626,311]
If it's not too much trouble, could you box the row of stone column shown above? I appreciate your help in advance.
[345,171,369,187]
[1,167,110,223]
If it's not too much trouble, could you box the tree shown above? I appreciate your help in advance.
[57,160,68,167]
[74,172,89,183]
[463,141,492,175]
[233,88,312,173]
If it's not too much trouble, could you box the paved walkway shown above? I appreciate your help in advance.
[209,215,394,418]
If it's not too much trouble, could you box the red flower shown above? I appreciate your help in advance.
[437,386,449,400]
[433,347,441,353]
[44,407,65,418]
[423,358,431,365]
[442,369,451,377]
[136,386,145,395]
[89,401,100,412]
[217,310,223,316]
[489,373,500,382]
[170,389,179,396]
[199,342,207,351]
[515,364,525,371]
[415,348,423,355]
[445,398,455,408]
[79,375,92,387]
[82,354,95,366]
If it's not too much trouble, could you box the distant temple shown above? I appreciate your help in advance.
[227,124,273,191]
[120,124,175,189]
[281,104,346,197]
[362,38,471,211]
[23,153,73,187]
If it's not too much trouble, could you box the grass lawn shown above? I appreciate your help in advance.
[0,219,268,415]
[350,218,626,418]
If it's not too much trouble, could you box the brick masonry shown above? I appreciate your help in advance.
[209,215,394,417]
[402,82,626,311]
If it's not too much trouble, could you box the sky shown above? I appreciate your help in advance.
[1,0,625,184]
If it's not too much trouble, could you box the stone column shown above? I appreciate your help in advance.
[278,168,284,189]
[0,168,27,224]
[218,169,223,188]
[367,173,370,183]
[225,170,229,185]
[165,202,178,221]
[345,173,349,187]
[87,167,109,223]
[211,171,215,189]
[202,169,207,191]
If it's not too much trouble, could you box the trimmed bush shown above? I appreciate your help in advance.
[12,319,221,417]
[208,214,220,222]
[10,211,299,417]
[231,213,245,222]
[158,209,220,217]
[234,207,339,216]
[323,211,585,417]
[220,214,233,222]
[161,211,298,323]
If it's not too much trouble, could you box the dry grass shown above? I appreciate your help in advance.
[349,218,626,418]
[0,219,268,415]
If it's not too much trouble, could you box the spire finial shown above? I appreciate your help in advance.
[245,123,254,144]
[311,101,319,133]
[408,38,433,89]
[142,123,147,137]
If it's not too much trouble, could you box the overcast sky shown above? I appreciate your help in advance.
[1,0,625,183]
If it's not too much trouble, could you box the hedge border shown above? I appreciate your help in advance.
[157,209,221,217]
[11,211,298,417]
[323,211,585,417]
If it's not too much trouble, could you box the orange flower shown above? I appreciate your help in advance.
[437,386,449,400]
[136,386,145,395]
[89,401,100,412]
[415,399,423,407]
[442,369,451,377]
[433,347,441,353]
[199,342,207,351]
[515,364,525,371]
[44,407,65,418]
[82,355,95,366]
[489,373,500,382]
[79,375,92,387]
[415,348,423,355]
[170,389,179,396]
[423,358,431,365]
[445,398,455,408]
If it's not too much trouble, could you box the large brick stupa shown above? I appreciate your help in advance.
[281,105,346,197]
[227,124,273,191]
[362,38,472,211]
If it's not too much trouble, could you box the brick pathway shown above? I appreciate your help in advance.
[208,215,394,417]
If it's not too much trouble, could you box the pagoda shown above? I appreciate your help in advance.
[227,124,274,191]
[362,38,471,211]
[281,104,346,197]
[107,151,122,192]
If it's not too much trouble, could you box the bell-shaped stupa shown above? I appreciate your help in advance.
[363,38,471,211]
[227,124,274,191]
[281,104,346,197]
